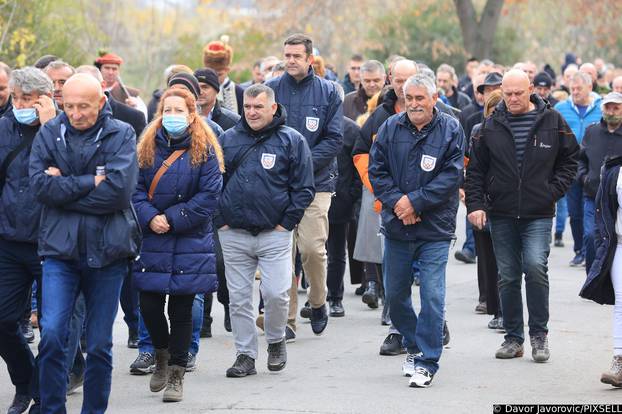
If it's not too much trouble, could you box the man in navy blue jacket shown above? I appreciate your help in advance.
[369,74,465,388]
[29,73,140,413]
[266,33,343,335]
[0,66,56,414]
[217,84,314,378]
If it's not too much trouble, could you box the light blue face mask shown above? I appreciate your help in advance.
[13,107,38,125]
[162,115,189,136]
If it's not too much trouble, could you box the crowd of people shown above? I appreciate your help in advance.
[1,32,622,413]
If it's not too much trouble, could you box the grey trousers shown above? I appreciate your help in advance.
[219,227,292,359]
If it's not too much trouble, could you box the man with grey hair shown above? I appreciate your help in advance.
[43,60,75,110]
[0,62,12,117]
[353,58,417,355]
[369,73,465,387]
[555,71,602,268]
[216,83,314,377]
[0,66,55,414]
[343,60,386,121]
[437,63,471,110]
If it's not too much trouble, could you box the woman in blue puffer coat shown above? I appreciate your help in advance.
[133,87,224,402]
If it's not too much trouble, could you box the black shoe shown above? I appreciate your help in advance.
[300,301,312,319]
[186,352,197,372]
[443,320,450,346]
[454,249,476,264]
[129,351,155,375]
[200,320,212,338]
[66,371,84,395]
[310,305,328,335]
[224,306,232,332]
[554,233,564,247]
[354,285,365,296]
[362,281,379,309]
[226,354,257,378]
[8,393,31,414]
[285,325,296,343]
[20,319,35,344]
[127,329,138,349]
[267,339,287,371]
[379,333,406,356]
[329,300,345,317]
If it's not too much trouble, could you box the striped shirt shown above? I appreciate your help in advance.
[507,110,537,171]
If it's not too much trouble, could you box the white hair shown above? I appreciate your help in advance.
[403,74,437,97]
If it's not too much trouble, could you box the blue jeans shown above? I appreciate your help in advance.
[462,217,476,256]
[39,258,126,414]
[566,180,584,254]
[489,217,552,343]
[66,294,86,379]
[583,197,596,274]
[138,294,203,355]
[555,196,568,235]
[384,238,450,374]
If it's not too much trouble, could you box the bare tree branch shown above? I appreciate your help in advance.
[0,0,18,52]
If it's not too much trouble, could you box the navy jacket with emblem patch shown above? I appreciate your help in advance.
[369,110,465,241]
[266,68,343,192]
[215,104,315,233]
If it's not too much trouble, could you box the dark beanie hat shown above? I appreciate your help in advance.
[533,72,553,88]
[168,72,200,100]
[194,68,220,92]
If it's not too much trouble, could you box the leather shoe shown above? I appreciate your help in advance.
[127,329,138,349]
[310,305,328,335]
[329,300,345,317]
[362,281,379,309]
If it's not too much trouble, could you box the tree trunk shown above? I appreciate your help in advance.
[453,0,504,59]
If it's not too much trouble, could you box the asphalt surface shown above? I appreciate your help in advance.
[1,206,620,413]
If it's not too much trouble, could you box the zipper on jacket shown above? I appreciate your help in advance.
[496,109,546,219]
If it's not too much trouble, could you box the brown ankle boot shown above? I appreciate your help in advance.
[163,365,185,402]
[150,349,170,392]
[601,355,622,387]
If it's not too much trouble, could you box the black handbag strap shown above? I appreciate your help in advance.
[0,129,35,192]
[227,134,271,178]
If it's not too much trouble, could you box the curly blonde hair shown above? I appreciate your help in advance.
[137,88,224,172]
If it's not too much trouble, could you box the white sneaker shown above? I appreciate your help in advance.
[409,367,434,388]
[401,352,421,377]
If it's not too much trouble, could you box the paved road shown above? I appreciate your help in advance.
[1,206,619,413]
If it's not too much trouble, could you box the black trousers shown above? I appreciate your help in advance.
[327,221,364,300]
[473,230,500,316]
[139,292,194,367]
[120,265,139,333]
[0,238,40,395]
[204,231,229,323]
